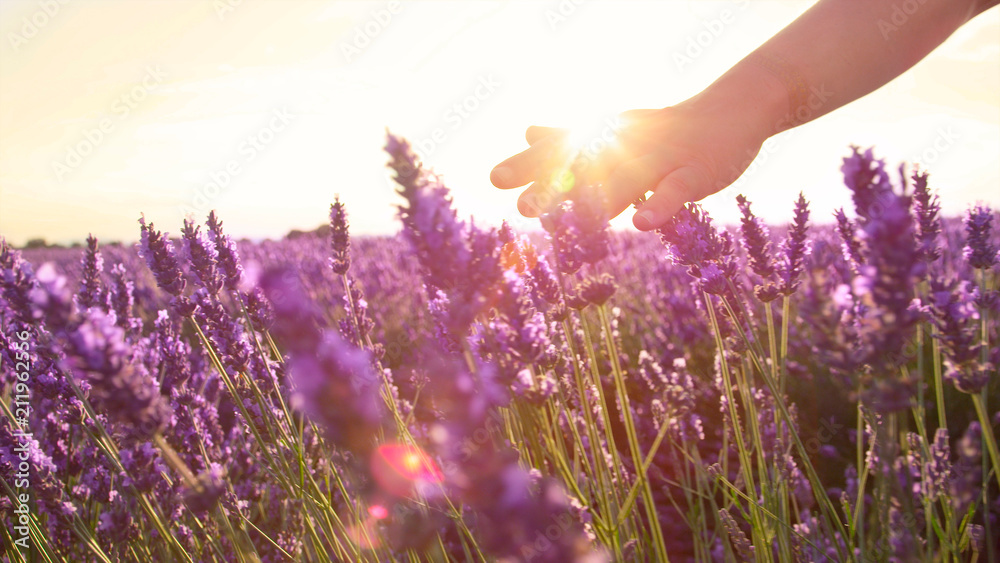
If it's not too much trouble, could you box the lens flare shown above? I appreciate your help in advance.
[368,504,389,520]
[371,444,443,498]
[559,114,627,189]
[549,169,576,194]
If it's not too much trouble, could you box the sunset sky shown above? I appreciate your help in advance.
[1,0,998,247]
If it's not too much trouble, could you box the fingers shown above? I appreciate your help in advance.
[491,135,570,189]
[516,178,571,218]
[632,166,713,231]
[604,155,676,220]
[517,184,548,218]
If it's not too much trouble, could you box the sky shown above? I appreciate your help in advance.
[1,0,998,247]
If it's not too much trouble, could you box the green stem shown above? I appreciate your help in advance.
[971,395,1000,490]
[598,304,670,563]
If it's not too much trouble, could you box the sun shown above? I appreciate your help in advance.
[549,112,629,190]
[563,112,626,159]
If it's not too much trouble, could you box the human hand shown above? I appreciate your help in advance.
[490,94,773,231]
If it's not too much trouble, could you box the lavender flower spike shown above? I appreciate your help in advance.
[735,194,775,280]
[964,204,997,270]
[261,268,383,453]
[529,257,563,305]
[206,210,244,290]
[329,195,351,275]
[834,208,863,270]
[77,234,107,310]
[34,264,171,439]
[579,273,617,306]
[137,215,186,296]
[779,192,811,296]
[386,132,471,294]
[841,145,892,223]
[181,218,222,295]
[911,170,941,262]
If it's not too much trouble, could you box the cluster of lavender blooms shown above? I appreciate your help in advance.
[1,139,997,562]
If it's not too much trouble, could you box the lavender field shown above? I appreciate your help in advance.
[1,138,998,562]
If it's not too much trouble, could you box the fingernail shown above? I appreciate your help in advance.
[634,209,657,230]
[519,193,544,217]
[492,166,512,186]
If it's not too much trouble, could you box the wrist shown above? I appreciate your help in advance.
[688,53,802,140]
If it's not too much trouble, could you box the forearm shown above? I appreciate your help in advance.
[692,0,996,139]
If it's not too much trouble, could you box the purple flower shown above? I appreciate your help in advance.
[833,208,863,271]
[540,190,610,274]
[510,368,556,405]
[841,145,893,223]
[36,267,174,439]
[152,310,193,396]
[911,170,941,262]
[206,210,244,290]
[108,263,139,333]
[949,422,982,516]
[736,194,775,279]
[181,218,222,295]
[929,278,989,393]
[0,420,74,530]
[778,192,810,296]
[244,287,274,332]
[529,257,563,306]
[967,524,985,552]
[888,505,917,560]
[926,428,952,501]
[137,216,186,296]
[418,351,603,562]
[658,203,738,295]
[329,196,351,275]
[565,289,588,311]
[541,204,584,275]
[182,464,226,516]
[844,149,925,409]
[719,508,754,560]
[192,290,254,379]
[1,239,39,325]
[387,133,472,292]
[494,271,553,365]
[261,268,383,453]
[77,234,107,310]
[578,273,617,306]
[386,132,502,338]
[963,204,997,270]
[498,220,515,245]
